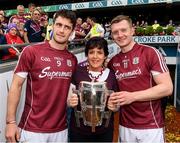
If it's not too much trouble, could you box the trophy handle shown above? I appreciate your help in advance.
[72,89,81,127]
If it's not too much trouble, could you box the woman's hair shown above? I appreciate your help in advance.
[85,37,109,57]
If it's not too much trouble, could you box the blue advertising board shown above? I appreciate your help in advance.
[5,0,172,16]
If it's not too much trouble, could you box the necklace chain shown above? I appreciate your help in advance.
[87,65,104,82]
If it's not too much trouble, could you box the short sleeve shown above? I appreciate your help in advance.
[14,45,35,74]
[147,47,169,74]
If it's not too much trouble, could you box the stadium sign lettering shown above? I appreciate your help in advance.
[136,36,156,43]
[74,3,85,9]
[92,2,104,8]
[153,0,165,1]
[111,0,123,5]
[131,0,145,4]
[157,36,176,43]
[43,6,51,12]
[59,5,69,10]
[134,36,177,43]
[151,0,166,2]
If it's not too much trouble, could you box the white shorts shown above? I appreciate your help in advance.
[119,125,165,143]
[19,128,68,142]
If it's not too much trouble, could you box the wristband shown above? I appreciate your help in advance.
[6,120,16,124]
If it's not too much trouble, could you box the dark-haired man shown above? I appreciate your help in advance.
[5,9,77,142]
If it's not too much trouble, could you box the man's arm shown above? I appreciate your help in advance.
[5,74,26,142]
[23,31,29,43]
[133,72,173,101]
[109,72,173,106]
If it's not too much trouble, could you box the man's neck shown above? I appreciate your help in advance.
[49,40,67,50]
[121,41,136,53]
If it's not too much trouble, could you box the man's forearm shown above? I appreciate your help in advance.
[6,87,22,122]
[6,75,25,122]
[133,82,173,102]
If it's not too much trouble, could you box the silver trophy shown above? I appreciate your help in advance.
[74,81,112,132]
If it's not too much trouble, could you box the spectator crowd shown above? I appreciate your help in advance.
[0,3,108,61]
[0,3,179,61]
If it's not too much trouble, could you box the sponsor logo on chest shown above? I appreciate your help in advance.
[115,68,142,80]
[38,66,72,80]
[39,57,74,79]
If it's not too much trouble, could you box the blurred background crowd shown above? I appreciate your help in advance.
[0,2,179,61]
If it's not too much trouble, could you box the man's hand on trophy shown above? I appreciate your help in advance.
[108,91,135,107]
[67,93,79,107]
[107,93,120,112]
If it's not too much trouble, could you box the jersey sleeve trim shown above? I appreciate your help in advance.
[140,44,168,73]
[16,72,28,78]
[151,70,161,76]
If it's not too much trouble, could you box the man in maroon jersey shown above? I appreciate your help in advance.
[107,15,173,143]
[5,9,77,142]
[9,5,27,27]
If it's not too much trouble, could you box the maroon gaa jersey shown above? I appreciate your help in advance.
[14,41,77,133]
[108,43,168,129]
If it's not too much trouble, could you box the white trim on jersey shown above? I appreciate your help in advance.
[151,70,161,76]
[22,73,34,130]
[139,44,168,72]
[150,100,160,128]
[153,48,168,72]
[149,71,160,127]
[16,72,28,78]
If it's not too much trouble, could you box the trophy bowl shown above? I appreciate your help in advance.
[74,81,112,132]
